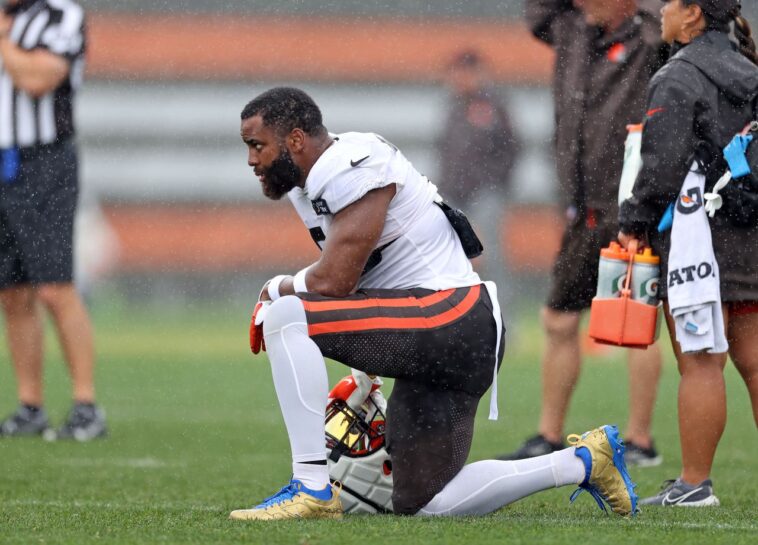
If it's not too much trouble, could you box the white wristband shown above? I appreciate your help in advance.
[266,275,288,301]
[293,267,309,293]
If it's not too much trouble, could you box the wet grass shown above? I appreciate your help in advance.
[0,300,756,544]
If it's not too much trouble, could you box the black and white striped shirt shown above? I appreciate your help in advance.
[0,0,85,149]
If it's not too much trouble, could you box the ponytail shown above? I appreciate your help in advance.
[732,11,758,65]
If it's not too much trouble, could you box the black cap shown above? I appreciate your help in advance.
[675,0,741,24]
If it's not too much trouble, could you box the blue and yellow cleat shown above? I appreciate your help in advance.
[229,479,343,521]
[568,425,638,517]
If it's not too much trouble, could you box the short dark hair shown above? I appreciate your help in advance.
[680,0,735,29]
[240,87,326,136]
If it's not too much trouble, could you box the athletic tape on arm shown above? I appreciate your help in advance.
[267,275,289,301]
[293,267,309,293]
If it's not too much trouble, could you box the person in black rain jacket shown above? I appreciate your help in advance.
[619,0,758,506]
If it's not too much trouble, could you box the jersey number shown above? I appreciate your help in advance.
[308,226,395,277]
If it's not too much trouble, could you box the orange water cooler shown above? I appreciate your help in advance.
[588,241,660,348]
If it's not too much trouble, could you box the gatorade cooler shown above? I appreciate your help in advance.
[588,241,659,349]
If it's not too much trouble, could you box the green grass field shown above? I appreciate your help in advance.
[0,300,756,544]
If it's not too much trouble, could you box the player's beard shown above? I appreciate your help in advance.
[260,148,302,200]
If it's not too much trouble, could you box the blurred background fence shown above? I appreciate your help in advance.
[73,0,758,308]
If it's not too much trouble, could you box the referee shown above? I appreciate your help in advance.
[0,0,105,440]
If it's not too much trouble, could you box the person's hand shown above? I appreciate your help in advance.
[617,231,644,251]
[249,301,269,354]
[259,274,291,302]
[250,277,283,355]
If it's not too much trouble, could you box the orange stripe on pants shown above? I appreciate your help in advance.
[307,285,481,336]
[301,288,456,313]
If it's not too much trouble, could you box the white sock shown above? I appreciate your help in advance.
[418,448,584,516]
[292,462,330,491]
[263,296,329,467]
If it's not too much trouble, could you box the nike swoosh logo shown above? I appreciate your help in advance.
[661,487,704,506]
[350,155,370,167]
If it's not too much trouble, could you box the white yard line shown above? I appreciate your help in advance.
[52,457,185,469]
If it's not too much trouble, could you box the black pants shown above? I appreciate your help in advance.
[299,284,505,514]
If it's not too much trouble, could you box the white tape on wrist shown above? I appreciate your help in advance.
[293,267,309,293]
[266,275,288,301]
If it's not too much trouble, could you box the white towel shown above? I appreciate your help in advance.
[668,162,728,354]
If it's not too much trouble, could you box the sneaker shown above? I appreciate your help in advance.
[229,479,343,521]
[44,403,107,442]
[0,405,49,437]
[567,425,638,517]
[497,434,565,460]
[640,478,720,507]
[624,441,663,467]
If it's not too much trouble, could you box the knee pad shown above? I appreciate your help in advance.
[263,295,307,337]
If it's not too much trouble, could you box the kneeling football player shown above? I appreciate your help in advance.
[229,87,637,519]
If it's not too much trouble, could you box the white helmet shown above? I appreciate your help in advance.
[325,372,393,514]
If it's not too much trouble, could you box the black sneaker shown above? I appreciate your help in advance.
[497,434,565,460]
[0,405,50,437]
[640,478,720,507]
[624,441,663,467]
[44,403,107,442]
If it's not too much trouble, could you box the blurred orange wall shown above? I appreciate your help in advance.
[89,15,560,273]
[87,14,553,83]
[104,204,563,274]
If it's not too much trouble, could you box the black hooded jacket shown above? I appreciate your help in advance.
[619,31,758,300]
[619,31,758,234]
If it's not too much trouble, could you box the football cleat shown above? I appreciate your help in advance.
[229,479,343,521]
[567,425,638,517]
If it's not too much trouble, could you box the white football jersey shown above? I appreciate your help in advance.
[288,132,481,290]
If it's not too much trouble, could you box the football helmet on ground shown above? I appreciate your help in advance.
[325,371,393,514]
